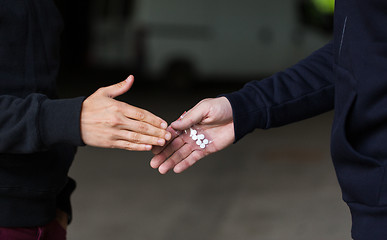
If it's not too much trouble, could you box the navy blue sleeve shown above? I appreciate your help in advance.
[223,42,335,142]
[0,94,85,153]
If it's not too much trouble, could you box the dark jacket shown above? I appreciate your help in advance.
[225,0,387,239]
[0,0,84,226]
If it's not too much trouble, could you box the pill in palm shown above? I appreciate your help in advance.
[185,126,211,150]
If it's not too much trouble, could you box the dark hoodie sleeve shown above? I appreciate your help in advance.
[223,41,335,142]
[0,93,85,153]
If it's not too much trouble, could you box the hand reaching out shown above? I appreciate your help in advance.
[150,97,235,174]
[80,75,171,151]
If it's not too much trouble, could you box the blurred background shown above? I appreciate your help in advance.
[54,0,351,239]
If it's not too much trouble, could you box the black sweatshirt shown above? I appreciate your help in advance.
[224,0,387,239]
[0,0,84,226]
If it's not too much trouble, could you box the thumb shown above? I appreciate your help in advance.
[171,105,207,131]
[102,75,134,98]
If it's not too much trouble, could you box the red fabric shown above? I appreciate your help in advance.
[0,220,66,240]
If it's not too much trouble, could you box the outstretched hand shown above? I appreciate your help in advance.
[150,97,235,174]
[80,75,171,151]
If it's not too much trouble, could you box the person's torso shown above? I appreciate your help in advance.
[331,0,387,206]
[0,0,63,97]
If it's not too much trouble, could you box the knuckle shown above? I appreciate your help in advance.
[124,142,135,151]
[199,98,211,107]
[107,115,121,127]
[170,151,185,164]
[96,87,106,94]
[108,142,117,149]
[114,140,132,151]
[135,110,146,120]
[130,132,141,143]
[110,103,121,113]
[198,99,208,104]
[138,123,148,132]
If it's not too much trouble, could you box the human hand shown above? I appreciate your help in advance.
[80,75,171,151]
[150,97,235,174]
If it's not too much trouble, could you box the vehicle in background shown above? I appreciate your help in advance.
[89,0,332,84]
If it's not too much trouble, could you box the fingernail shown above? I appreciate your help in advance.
[161,122,168,129]
[178,111,187,120]
[146,145,152,150]
[165,132,171,141]
[158,139,165,145]
[125,75,133,82]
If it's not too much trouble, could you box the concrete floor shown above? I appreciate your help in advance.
[60,80,351,240]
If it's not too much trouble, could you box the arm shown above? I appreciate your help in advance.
[0,75,171,153]
[151,42,335,174]
[227,41,335,141]
[0,93,84,153]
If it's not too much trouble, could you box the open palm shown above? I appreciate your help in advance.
[151,97,235,174]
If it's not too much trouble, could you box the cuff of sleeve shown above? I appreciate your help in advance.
[39,97,86,147]
[221,87,268,143]
[56,177,76,224]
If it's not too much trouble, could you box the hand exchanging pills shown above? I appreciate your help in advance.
[150,97,235,174]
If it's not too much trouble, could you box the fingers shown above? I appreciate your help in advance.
[115,128,167,146]
[152,144,205,174]
[151,145,165,156]
[150,136,185,169]
[173,151,204,173]
[120,102,169,131]
[105,100,171,142]
[100,75,134,98]
[119,116,171,141]
[158,144,196,174]
[81,75,175,152]
[149,97,235,173]
[171,101,208,130]
[150,130,208,174]
[95,75,169,134]
[152,126,182,155]
[112,140,152,151]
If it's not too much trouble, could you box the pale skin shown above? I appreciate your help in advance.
[150,97,235,174]
[81,75,171,151]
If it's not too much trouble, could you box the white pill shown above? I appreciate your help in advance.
[200,144,206,149]
[197,134,205,140]
[192,135,198,140]
[191,129,197,135]
[203,139,209,144]
[196,140,202,145]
